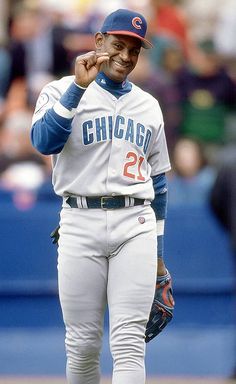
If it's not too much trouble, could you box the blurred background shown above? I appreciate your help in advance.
[0,0,236,382]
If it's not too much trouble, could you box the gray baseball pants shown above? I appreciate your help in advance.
[58,203,157,384]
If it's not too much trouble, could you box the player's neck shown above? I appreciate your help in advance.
[96,72,128,89]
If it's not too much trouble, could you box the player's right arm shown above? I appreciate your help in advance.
[31,80,85,155]
[31,51,109,155]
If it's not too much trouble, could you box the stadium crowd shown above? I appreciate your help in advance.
[0,0,236,209]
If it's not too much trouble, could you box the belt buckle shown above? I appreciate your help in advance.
[101,196,115,210]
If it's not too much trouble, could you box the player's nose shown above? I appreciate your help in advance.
[119,49,130,62]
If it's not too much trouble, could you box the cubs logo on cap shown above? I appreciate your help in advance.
[132,17,142,30]
[100,9,153,49]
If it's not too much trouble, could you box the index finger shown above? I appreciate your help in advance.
[96,52,109,58]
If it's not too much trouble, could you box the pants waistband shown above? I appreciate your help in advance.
[65,196,146,210]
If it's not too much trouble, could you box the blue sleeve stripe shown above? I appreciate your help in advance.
[31,108,72,155]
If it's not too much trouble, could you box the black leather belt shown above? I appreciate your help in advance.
[66,196,145,210]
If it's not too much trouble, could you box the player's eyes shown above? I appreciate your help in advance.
[114,43,123,49]
[132,49,140,56]
[112,43,140,56]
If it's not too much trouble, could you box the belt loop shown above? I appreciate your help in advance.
[129,197,135,207]
[76,197,83,208]
[125,196,130,207]
[81,196,88,208]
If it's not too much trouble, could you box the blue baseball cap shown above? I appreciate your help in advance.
[100,9,153,49]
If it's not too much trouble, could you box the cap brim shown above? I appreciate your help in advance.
[106,30,153,49]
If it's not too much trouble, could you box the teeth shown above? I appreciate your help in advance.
[114,61,126,68]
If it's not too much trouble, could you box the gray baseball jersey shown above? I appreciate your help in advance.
[32,75,171,200]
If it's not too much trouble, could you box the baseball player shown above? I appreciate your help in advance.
[31,9,174,384]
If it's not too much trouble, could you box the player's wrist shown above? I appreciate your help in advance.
[157,258,167,276]
[73,81,87,90]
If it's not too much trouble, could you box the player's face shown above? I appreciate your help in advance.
[95,33,141,82]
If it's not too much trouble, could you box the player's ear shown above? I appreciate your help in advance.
[95,32,105,51]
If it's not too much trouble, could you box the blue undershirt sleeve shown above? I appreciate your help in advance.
[151,173,168,220]
[31,110,73,155]
[31,82,86,155]
[151,173,168,259]
[60,82,86,110]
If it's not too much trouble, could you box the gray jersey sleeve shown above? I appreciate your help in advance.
[32,76,74,124]
[148,103,171,176]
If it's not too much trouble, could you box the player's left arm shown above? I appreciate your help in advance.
[145,172,175,343]
[151,173,167,266]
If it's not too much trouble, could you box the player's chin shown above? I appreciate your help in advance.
[105,64,132,82]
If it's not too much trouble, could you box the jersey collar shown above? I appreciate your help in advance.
[95,72,132,99]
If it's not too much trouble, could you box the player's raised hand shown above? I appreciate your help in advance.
[74,51,109,88]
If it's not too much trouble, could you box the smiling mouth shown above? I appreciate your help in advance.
[113,60,129,69]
